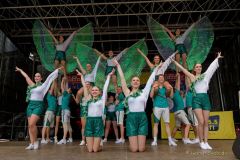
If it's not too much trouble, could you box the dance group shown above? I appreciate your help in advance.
[15,16,223,152]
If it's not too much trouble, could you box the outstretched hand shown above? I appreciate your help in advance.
[217,52,223,59]
[57,66,64,71]
[109,69,115,76]
[76,69,83,77]
[15,66,21,72]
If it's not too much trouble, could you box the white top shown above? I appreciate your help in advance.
[87,75,110,117]
[194,58,219,93]
[29,69,59,101]
[128,68,157,112]
[157,52,176,75]
[57,95,63,105]
[174,23,195,44]
[84,57,101,83]
[107,104,116,112]
[55,31,76,51]
[107,50,125,66]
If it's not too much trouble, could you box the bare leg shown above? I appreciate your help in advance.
[93,137,102,152]
[128,136,138,152]
[111,75,117,88]
[138,135,146,152]
[153,123,159,139]
[54,116,61,138]
[202,110,210,142]
[165,123,172,137]
[60,60,67,78]
[184,124,191,139]
[86,137,94,152]
[171,126,178,138]
[104,121,111,140]
[81,117,86,141]
[182,53,187,69]
[41,127,46,140]
[29,115,40,144]
[46,127,50,141]
[120,124,125,140]
[112,121,119,140]
[193,109,204,142]
[175,53,181,72]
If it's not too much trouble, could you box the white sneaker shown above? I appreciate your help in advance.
[115,138,125,144]
[205,142,213,150]
[169,140,177,146]
[41,139,48,144]
[102,138,107,143]
[79,140,85,146]
[171,138,178,142]
[191,138,200,144]
[25,144,34,150]
[54,136,58,143]
[67,138,73,143]
[182,138,194,144]
[151,141,158,146]
[100,140,103,146]
[57,139,66,145]
[33,141,39,150]
[199,142,208,150]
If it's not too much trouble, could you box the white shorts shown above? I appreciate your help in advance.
[187,107,198,126]
[153,107,170,123]
[116,111,124,125]
[174,110,190,127]
[61,109,71,123]
[43,111,55,127]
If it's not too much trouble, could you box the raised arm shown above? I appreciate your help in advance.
[92,56,101,82]
[46,28,58,44]
[62,30,77,50]
[204,52,223,83]
[162,24,175,40]
[173,60,195,82]
[15,66,34,86]
[101,72,112,115]
[175,73,180,90]
[157,52,176,75]
[48,81,56,95]
[76,69,90,100]
[115,48,128,61]
[61,76,67,92]
[73,56,86,75]
[93,49,108,60]
[142,67,158,98]
[150,82,159,98]
[181,22,195,41]
[112,59,130,96]
[137,48,154,69]
[38,69,59,96]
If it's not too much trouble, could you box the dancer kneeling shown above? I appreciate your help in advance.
[76,69,113,152]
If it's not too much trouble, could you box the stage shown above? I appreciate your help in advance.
[0,140,236,160]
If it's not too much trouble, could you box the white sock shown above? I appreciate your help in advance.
[168,137,172,141]
[153,137,157,142]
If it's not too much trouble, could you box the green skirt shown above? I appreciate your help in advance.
[175,44,187,55]
[26,100,44,117]
[54,51,66,61]
[192,93,211,111]
[126,112,148,136]
[84,117,104,137]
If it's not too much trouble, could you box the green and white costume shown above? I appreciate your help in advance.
[43,92,57,127]
[185,90,198,126]
[84,75,110,137]
[84,57,101,85]
[106,103,117,121]
[61,91,72,123]
[26,69,59,117]
[56,95,62,117]
[105,50,125,76]
[192,58,219,110]
[115,92,125,125]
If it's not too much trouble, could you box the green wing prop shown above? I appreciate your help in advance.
[95,39,148,92]
[32,20,55,72]
[32,20,94,73]
[185,17,214,70]
[148,16,175,60]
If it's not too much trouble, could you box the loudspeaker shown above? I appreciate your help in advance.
[232,137,240,159]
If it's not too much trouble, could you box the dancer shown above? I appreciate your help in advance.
[41,82,57,144]
[172,52,223,149]
[15,66,60,150]
[93,48,128,88]
[115,86,125,144]
[161,23,195,70]
[57,76,73,144]
[170,73,192,144]
[150,53,177,146]
[47,29,78,76]
[54,91,62,143]
[79,69,113,152]
[103,95,119,143]
[113,59,161,152]
[137,48,161,70]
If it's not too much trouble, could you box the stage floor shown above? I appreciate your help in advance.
[0,140,237,160]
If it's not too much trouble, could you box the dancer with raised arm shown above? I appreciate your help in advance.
[15,66,61,150]
[172,52,223,150]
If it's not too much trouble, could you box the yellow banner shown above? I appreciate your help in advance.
[158,111,236,139]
